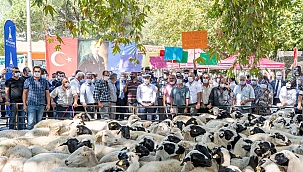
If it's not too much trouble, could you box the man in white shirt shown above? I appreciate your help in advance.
[185,72,202,114]
[270,71,286,105]
[136,74,157,120]
[70,71,85,112]
[80,72,95,119]
[199,73,213,113]
[232,74,255,113]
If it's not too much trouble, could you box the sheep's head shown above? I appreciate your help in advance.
[139,136,157,152]
[181,150,212,167]
[269,132,291,146]
[108,121,122,130]
[65,146,95,167]
[94,130,118,146]
[249,126,265,135]
[116,152,139,168]
[253,141,276,158]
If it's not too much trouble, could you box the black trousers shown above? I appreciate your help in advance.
[273,98,281,105]
[116,97,127,120]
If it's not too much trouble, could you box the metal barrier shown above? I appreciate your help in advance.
[0,103,300,130]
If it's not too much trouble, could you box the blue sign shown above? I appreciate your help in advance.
[4,20,18,79]
[108,42,138,75]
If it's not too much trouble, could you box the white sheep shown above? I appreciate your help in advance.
[94,130,118,146]
[0,130,28,139]
[2,145,32,172]
[256,158,283,172]
[29,145,51,156]
[233,138,252,157]
[25,128,50,137]
[94,144,122,160]
[65,146,98,167]
[23,153,69,172]
[0,156,8,171]
[248,133,291,146]
[138,159,182,172]
[150,122,170,136]
[34,119,72,128]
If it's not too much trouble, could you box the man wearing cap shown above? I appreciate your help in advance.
[270,71,286,105]
[136,74,157,120]
[170,74,190,114]
[93,71,111,119]
[185,72,202,114]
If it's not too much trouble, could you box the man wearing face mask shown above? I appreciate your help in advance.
[213,73,224,87]
[21,67,32,81]
[50,78,78,118]
[170,74,190,115]
[270,71,286,105]
[183,69,190,83]
[136,74,157,120]
[115,73,128,120]
[207,78,233,110]
[163,74,176,119]
[232,74,255,113]
[250,78,263,111]
[185,72,202,114]
[108,73,118,119]
[124,72,141,116]
[93,71,111,119]
[23,66,50,130]
[70,71,85,113]
[5,67,25,130]
[279,77,296,107]
[257,83,273,114]
[199,73,213,113]
[80,72,95,119]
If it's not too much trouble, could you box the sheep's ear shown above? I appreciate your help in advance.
[117,130,121,135]
[129,127,135,131]
[295,154,300,158]
[83,153,86,156]
[229,152,241,159]
[157,146,163,150]
[121,147,128,151]
[269,134,275,138]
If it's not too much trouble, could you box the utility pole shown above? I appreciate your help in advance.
[26,0,32,69]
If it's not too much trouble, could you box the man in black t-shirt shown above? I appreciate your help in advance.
[5,67,25,130]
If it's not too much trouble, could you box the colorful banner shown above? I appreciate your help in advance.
[200,53,218,65]
[178,51,188,63]
[150,56,166,69]
[182,30,208,49]
[164,47,183,61]
[108,42,138,74]
[143,52,158,67]
[4,20,17,79]
[77,40,109,75]
[45,36,78,77]
[119,54,143,72]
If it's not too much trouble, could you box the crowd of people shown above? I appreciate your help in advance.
[1,65,302,130]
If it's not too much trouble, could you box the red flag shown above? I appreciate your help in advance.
[45,37,78,77]
[294,47,298,66]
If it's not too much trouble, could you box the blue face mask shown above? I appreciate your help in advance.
[251,81,257,85]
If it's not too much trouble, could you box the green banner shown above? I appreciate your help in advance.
[178,51,188,63]
[199,53,218,65]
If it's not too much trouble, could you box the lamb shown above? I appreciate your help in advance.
[23,153,69,172]
[65,146,98,167]
[248,132,291,146]
[2,145,32,172]
[150,122,170,136]
[256,158,284,172]
[34,119,74,128]
[0,156,8,171]
[270,150,303,172]
[138,159,182,172]
[155,141,185,161]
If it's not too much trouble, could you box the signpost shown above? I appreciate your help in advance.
[4,20,17,79]
[182,30,208,49]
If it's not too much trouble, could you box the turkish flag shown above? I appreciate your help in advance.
[45,36,78,77]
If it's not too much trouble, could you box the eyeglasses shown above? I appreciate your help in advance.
[14,71,20,73]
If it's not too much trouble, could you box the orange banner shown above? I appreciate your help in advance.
[45,36,78,77]
[182,30,208,49]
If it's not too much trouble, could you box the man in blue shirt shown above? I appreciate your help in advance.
[23,66,50,130]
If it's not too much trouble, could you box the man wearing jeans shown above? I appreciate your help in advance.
[93,71,111,119]
[23,66,50,130]
[5,67,25,130]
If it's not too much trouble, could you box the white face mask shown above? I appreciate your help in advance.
[144,79,150,84]
[276,76,282,80]
[188,77,194,83]
[203,79,209,84]
[86,79,92,84]
[163,75,168,79]
[240,81,246,85]
[220,84,225,88]
[177,79,183,84]
[137,76,142,80]
[286,83,291,88]
[184,74,188,78]
[216,78,220,83]
[14,73,20,77]
[34,72,40,78]
[103,76,109,81]
[42,74,47,79]
[170,81,175,85]
[64,83,70,88]
[27,72,32,76]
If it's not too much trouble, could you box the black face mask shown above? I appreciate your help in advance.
[130,76,135,80]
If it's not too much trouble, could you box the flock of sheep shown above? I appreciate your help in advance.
[0,107,302,171]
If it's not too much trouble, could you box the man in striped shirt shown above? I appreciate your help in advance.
[124,72,141,114]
